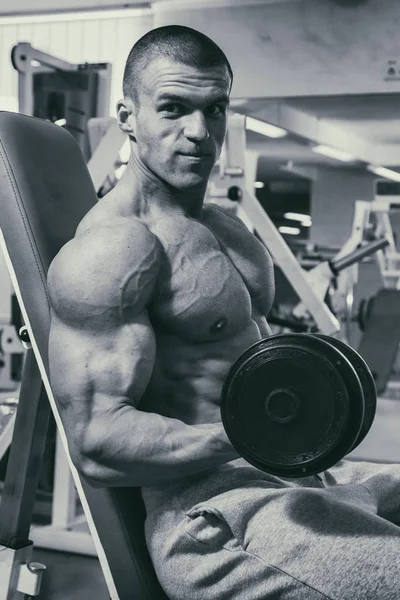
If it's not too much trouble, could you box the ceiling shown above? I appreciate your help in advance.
[285,94,400,145]
[0,0,286,16]
[235,93,400,184]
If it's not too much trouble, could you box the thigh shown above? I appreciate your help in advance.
[146,481,400,600]
[325,459,400,524]
[145,489,327,600]
[235,481,400,600]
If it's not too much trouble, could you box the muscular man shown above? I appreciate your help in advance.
[48,25,400,600]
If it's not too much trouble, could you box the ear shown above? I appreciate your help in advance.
[116,98,137,140]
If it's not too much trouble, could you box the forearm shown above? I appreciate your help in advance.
[81,407,239,488]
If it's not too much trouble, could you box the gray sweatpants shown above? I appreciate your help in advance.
[142,458,400,600]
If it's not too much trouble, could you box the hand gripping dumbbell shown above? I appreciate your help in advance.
[220,333,376,478]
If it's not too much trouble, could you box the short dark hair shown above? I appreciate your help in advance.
[122,25,233,103]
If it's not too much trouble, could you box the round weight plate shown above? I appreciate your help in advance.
[314,335,376,452]
[221,333,363,478]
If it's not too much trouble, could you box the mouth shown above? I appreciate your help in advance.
[179,152,212,159]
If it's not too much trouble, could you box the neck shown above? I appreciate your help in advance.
[117,145,206,220]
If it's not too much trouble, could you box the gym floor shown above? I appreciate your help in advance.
[33,547,109,600]
[29,390,400,600]
[349,387,400,464]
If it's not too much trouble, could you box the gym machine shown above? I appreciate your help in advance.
[0,44,113,563]
[86,117,128,195]
[0,261,22,476]
[12,42,112,161]
[341,197,400,394]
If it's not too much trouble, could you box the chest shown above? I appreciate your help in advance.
[149,208,273,341]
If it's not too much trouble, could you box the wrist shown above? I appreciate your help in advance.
[215,422,240,460]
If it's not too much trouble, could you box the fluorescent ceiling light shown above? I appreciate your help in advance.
[254,181,265,189]
[312,145,355,163]
[284,212,311,223]
[367,165,400,182]
[246,117,287,139]
[0,7,151,25]
[284,212,312,227]
[279,226,300,236]
[229,99,248,108]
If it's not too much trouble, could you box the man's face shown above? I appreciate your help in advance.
[133,57,231,190]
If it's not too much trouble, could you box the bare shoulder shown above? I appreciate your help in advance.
[74,190,125,237]
[204,202,273,262]
[48,217,162,326]
[204,202,249,231]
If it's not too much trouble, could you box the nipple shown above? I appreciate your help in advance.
[210,317,228,335]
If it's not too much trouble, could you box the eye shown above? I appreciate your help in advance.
[161,103,184,115]
[206,104,226,117]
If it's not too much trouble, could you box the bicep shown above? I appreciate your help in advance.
[47,221,162,468]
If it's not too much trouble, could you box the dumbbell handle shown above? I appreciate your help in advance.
[329,237,389,275]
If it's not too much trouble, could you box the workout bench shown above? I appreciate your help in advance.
[0,111,169,600]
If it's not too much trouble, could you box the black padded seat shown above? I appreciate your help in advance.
[0,111,169,600]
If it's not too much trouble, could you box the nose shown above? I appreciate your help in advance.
[183,111,210,142]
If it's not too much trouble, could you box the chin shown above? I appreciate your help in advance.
[168,173,209,190]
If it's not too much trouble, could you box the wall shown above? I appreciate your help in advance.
[0,11,153,115]
[310,167,376,249]
[154,0,400,99]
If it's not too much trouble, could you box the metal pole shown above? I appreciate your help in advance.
[331,237,390,274]
[0,350,50,549]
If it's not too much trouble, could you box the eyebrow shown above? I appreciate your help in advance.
[155,93,230,105]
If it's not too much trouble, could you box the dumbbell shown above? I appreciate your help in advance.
[220,333,376,478]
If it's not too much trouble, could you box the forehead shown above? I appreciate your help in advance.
[140,57,231,101]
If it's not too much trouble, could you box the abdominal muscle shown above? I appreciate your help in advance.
[140,319,263,425]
